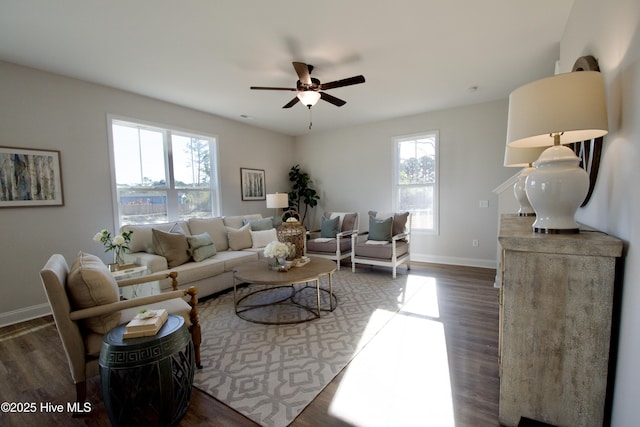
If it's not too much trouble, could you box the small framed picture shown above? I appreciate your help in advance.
[240,168,266,201]
[0,146,64,207]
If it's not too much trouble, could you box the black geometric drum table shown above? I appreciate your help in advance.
[99,315,195,427]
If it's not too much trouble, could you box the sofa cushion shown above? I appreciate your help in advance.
[341,213,358,232]
[368,215,393,241]
[307,237,352,254]
[243,216,274,231]
[227,224,252,250]
[67,251,120,334]
[187,232,217,262]
[391,211,410,236]
[188,217,229,252]
[152,228,191,268]
[122,221,189,254]
[162,257,226,287]
[354,240,409,259]
[250,228,277,248]
[223,214,262,229]
[213,250,259,271]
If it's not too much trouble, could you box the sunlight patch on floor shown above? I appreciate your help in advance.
[329,278,454,426]
[400,275,440,318]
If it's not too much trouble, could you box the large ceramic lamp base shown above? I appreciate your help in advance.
[525,146,589,234]
[514,167,536,216]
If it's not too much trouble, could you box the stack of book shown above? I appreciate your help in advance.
[123,308,168,339]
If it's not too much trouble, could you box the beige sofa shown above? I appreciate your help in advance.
[121,214,278,298]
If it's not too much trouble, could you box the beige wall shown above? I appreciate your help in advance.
[560,0,640,424]
[0,61,294,325]
[293,99,514,268]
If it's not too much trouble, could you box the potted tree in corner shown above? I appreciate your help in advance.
[287,164,320,227]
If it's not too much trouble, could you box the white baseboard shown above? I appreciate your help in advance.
[410,254,497,269]
[0,303,51,328]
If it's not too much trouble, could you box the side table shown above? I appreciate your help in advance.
[111,265,160,299]
[99,315,195,427]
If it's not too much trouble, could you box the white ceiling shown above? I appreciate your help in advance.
[0,0,575,136]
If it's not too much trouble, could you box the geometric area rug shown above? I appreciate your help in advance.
[193,268,429,427]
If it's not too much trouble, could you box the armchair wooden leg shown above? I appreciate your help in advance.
[186,286,202,369]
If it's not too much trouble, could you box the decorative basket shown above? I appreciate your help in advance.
[277,210,306,260]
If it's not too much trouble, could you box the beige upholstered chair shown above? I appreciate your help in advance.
[351,211,411,278]
[305,212,359,270]
[40,253,201,407]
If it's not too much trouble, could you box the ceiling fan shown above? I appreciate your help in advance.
[250,62,366,109]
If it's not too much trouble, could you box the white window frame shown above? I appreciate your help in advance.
[107,114,221,228]
[392,131,439,234]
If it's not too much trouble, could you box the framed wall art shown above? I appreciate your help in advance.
[0,146,64,207]
[240,168,266,201]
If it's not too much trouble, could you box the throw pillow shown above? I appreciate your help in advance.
[66,251,120,334]
[227,224,252,250]
[223,214,262,228]
[243,217,274,231]
[250,228,278,248]
[368,215,393,242]
[320,215,340,238]
[152,228,191,268]
[188,217,229,252]
[187,232,217,262]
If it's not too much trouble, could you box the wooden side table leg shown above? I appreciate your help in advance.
[186,286,202,369]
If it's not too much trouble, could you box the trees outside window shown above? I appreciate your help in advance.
[394,132,438,232]
[109,118,220,226]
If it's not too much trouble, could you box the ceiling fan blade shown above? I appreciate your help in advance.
[320,75,366,90]
[283,97,300,108]
[320,92,346,107]
[250,86,297,91]
[292,62,312,85]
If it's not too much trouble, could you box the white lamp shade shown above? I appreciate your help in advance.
[266,193,289,209]
[297,91,321,107]
[503,145,547,167]
[506,71,608,147]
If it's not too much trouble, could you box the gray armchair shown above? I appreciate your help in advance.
[305,212,359,270]
[351,211,411,278]
[40,252,201,408]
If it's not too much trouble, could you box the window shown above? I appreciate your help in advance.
[108,118,220,226]
[394,132,438,232]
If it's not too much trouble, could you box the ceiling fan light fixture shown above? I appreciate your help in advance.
[297,91,321,107]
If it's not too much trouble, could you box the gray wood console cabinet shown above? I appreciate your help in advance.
[498,214,622,427]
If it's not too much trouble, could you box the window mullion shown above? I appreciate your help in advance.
[165,131,179,221]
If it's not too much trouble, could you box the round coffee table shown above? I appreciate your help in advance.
[233,257,337,324]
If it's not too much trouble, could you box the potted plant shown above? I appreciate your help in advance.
[287,164,320,227]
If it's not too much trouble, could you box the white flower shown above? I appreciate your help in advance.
[264,241,289,259]
[113,235,125,245]
[93,232,103,242]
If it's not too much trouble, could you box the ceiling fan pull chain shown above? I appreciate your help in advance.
[308,106,313,130]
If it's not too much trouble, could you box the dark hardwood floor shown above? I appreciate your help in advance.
[0,263,500,426]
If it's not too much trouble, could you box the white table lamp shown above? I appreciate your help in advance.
[503,145,547,216]
[506,70,608,233]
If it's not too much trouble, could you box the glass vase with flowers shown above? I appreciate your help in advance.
[93,229,133,270]
[263,241,291,271]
